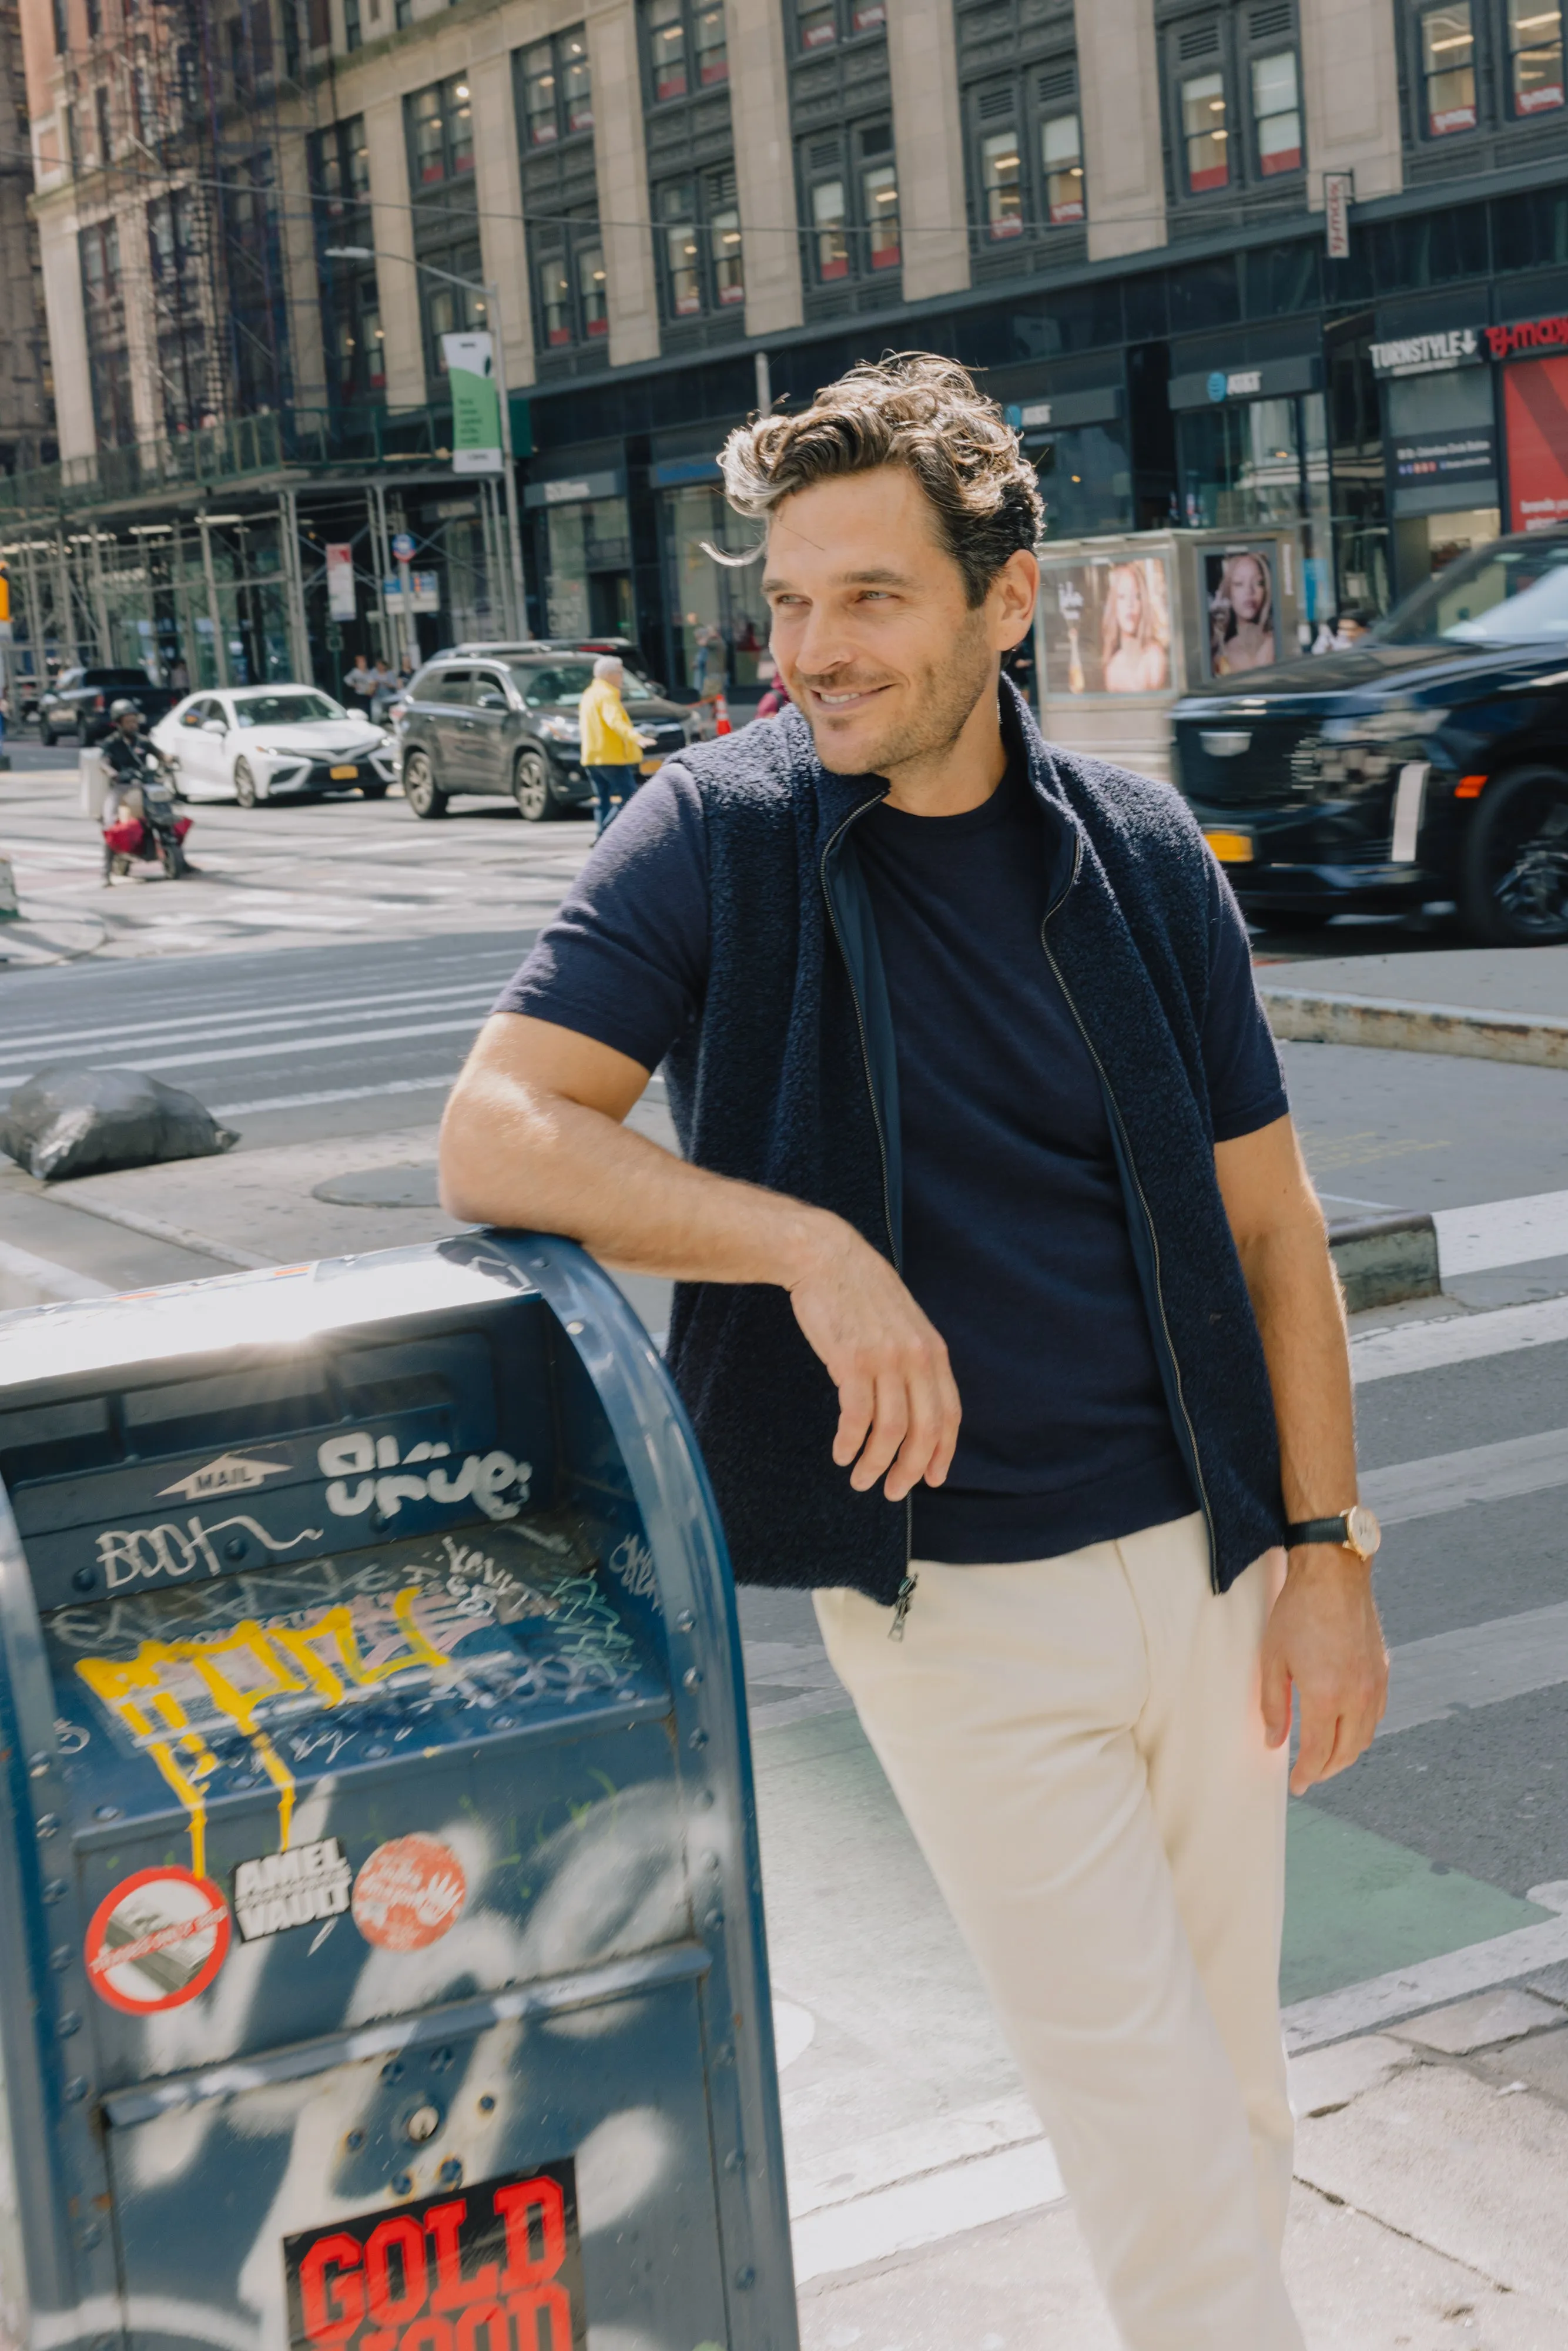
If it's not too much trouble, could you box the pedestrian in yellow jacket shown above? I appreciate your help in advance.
[579,657,644,835]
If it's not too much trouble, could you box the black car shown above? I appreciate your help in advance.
[38,667,179,746]
[1170,529,1568,943]
[397,650,696,822]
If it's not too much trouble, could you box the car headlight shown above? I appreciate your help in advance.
[1322,706,1449,744]
[537,716,579,742]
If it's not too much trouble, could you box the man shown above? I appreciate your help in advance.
[440,356,1388,2348]
[577,653,645,834]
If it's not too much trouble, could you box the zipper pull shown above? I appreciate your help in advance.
[889,1574,917,1642]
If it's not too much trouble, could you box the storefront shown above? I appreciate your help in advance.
[1372,326,1500,596]
[1003,386,1132,541]
[652,454,768,696]
[1489,312,1568,535]
[522,466,635,641]
[1168,356,1332,638]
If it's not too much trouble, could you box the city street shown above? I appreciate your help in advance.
[5,744,1568,2343]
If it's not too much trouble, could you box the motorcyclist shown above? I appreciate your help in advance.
[101,699,180,883]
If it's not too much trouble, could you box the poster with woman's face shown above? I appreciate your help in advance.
[1037,557,1172,697]
[1205,547,1278,678]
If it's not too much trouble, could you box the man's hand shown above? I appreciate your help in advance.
[787,1224,961,1502]
[1261,1548,1389,1793]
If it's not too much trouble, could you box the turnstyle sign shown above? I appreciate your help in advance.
[284,2164,585,2351]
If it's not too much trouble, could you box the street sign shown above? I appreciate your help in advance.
[324,542,357,621]
[390,531,416,561]
[443,331,504,475]
[1324,171,1353,260]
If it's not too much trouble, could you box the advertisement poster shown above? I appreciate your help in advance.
[1504,355,1568,533]
[325,543,357,621]
[1038,557,1172,697]
[1204,547,1278,679]
[442,330,504,475]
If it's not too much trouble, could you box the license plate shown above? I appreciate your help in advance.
[639,756,664,775]
[1204,829,1254,864]
[329,765,359,781]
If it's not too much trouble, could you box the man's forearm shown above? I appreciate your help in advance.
[1237,1220,1358,1519]
[440,1060,831,1289]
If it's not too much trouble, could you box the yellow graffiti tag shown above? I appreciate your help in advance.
[73,1586,453,1869]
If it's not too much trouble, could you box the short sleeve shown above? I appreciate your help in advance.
[1201,857,1289,1143]
[492,766,710,1071]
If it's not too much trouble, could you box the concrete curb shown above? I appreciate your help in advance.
[1260,984,1568,1070]
[1329,1213,1440,1314]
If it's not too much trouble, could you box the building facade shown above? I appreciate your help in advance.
[8,0,1568,692]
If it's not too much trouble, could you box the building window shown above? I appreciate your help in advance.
[797,0,885,48]
[980,128,1023,238]
[1420,1,1477,132]
[1509,0,1564,111]
[649,0,688,95]
[656,166,745,320]
[1042,110,1084,219]
[1182,68,1229,189]
[1250,49,1299,168]
[813,179,849,277]
[863,152,900,269]
[410,76,474,185]
[522,27,592,147]
[578,242,609,335]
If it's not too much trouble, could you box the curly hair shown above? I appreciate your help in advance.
[718,353,1043,609]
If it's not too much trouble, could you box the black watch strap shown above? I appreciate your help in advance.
[1287,1513,1355,1549]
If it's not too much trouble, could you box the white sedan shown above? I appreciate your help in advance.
[151,686,398,806]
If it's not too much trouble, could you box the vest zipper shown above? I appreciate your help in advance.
[1039,839,1221,1593]
[820,801,916,1623]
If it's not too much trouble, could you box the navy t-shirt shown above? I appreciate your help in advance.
[495,758,1288,1566]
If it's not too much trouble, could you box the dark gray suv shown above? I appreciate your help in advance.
[397,649,697,822]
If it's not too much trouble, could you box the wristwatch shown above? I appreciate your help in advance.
[1285,1506,1382,1562]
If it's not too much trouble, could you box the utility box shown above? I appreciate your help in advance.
[1033,527,1306,783]
[0,1238,796,2351]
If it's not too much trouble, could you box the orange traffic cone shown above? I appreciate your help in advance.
[714,694,732,735]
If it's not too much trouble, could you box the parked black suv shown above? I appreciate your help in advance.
[1170,530,1568,943]
[397,649,696,821]
[38,668,179,746]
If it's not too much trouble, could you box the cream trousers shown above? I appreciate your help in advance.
[813,1512,1303,2351]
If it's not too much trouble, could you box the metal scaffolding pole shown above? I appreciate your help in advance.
[279,490,311,682]
[197,514,229,686]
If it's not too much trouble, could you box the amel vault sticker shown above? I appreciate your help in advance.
[284,2161,585,2351]
[86,1866,231,2012]
[234,1836,353,1942]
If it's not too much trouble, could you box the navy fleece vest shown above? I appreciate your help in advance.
[662,679,1286,1604]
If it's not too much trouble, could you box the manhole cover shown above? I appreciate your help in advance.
[311,1164,441,1208]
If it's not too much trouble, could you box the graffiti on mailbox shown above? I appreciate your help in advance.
[53,1525,645,1877]
[284,2162,586,2351]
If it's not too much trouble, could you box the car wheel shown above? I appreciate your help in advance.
[1460,765,1568,945]
[234,759,259,809]
[512,750,555,822]
[404,748,449,820]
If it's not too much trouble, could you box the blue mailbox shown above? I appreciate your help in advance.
[0,1236,797,2351]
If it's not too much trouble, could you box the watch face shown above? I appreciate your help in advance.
[1346,1504,1382,1558]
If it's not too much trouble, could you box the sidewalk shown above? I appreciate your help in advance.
[1259,945,1568,1069]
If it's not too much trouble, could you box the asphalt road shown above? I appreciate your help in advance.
[5,730,1568,2290]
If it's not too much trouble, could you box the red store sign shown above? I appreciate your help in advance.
[286,2165,585,2351]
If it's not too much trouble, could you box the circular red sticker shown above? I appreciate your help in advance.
[85,1867,232,2013]
[352,1836,468,1951]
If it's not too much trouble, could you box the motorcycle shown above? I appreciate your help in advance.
[102,748,194,882]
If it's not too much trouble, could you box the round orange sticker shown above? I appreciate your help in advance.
[85,1867,231,2012]
[352,1835,468,1951]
